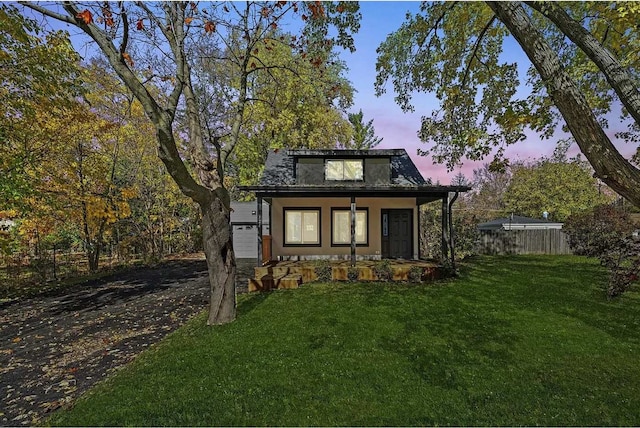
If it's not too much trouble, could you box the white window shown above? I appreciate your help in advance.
[284,209,320,245]
[325,159,363,181]
[332,209,368,245]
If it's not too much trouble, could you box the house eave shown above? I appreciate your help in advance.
[239,185,471,199]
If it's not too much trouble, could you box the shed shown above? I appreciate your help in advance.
[477,215,570,255]
[478,215,563,231]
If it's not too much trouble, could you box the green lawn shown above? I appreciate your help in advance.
[49,255,640,426]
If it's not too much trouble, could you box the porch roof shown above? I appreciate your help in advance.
[241,184,471,202]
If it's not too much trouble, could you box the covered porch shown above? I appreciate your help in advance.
[250,188,467,267]
[248,259,441,292]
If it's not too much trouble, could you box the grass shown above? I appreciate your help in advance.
[48,255,640,426]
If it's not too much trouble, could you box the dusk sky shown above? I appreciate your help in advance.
[341,2,632,184]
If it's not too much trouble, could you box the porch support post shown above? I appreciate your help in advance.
[257,196,263,267]
[441,194,450,263]
[350,196,356,267]
[448,192,459,272]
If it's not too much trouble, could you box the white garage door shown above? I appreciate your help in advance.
[233,225,258,259]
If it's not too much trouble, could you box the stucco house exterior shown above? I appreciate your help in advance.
[240,149,470,266]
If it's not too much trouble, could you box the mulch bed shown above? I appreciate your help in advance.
[0,257,256,426]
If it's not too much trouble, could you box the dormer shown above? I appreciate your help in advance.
[293,150,395,185]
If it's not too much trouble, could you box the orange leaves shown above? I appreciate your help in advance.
[76,9,93,25]
[185,17,194,25]
[308,1,325,19]
[276,1,287,8]
[136,19,144,30]
[261,7,271,18]
[204,21,216,33]
[122,52,134,67]
[102,6,114,27]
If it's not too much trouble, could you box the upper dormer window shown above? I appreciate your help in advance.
[325,159,363,181]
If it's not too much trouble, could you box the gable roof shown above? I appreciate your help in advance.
[478,215,563,230]
[257,148,427,186]
[241,148,471,199]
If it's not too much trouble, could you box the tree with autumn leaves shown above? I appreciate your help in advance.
[22,1,360,325]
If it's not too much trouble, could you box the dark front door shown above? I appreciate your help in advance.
[381,209,413,259]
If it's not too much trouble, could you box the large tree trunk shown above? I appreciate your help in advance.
[22,1,240,324]
[200,194,236,325]
[525,1,640,126]
[487,2,640,207]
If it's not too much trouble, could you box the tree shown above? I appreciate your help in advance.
[23,2,360,325]
[0,4,82,208]
[450,171,470,187]
[564,205,640,298]
[503,159,612,221]
[375,1,640,207]
[468,163,512,215]
[215,32,355,191]
[344,109,383,149]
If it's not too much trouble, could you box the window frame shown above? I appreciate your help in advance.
[283,207,322,247]
[325,159,364,181]
[331,207,369,247]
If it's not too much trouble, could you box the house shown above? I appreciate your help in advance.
[477,215,570,255]
[240,149,470,266]
[230,201,270,259]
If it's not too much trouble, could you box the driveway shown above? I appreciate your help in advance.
[0,256,256,426]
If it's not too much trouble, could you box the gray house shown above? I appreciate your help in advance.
[230,201,270,259]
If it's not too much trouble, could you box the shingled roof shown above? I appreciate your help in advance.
[241,148,471,199]
[258,148,427,186]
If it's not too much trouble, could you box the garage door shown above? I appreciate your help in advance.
[233,225,257,259]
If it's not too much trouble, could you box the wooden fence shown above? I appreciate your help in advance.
[478,229,572,255]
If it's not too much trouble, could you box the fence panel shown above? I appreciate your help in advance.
[478,229,572,255]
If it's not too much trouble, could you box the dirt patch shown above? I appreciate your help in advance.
[0,256,257,426]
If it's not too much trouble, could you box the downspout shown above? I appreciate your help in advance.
[441,195,449,263]
[257,196,263,267]
[350,196,356,267]
[448,192,459,273]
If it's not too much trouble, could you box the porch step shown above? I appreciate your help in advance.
[248,273,302,292]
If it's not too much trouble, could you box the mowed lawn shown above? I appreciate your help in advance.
[50,256,640,426]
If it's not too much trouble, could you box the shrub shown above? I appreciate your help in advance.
[314,259,332,282]
[408,265,423,283]
[373,259,392,281]
[347,266,359,282]
[564,205,640,298]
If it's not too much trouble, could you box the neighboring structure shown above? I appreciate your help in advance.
[240,149,470,266]
[477,215,563,231]
[477,215,570,255]
[230,201,270,259]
